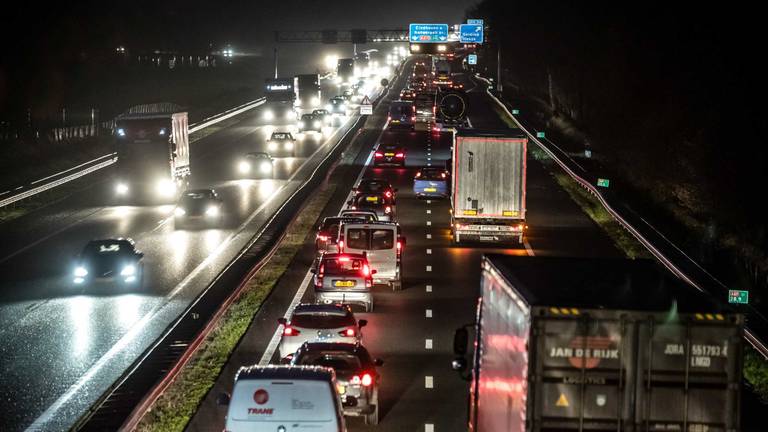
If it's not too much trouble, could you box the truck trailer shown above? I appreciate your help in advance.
[113,105,190,201]
[453,255,743,432]
[451,129,527,244]
[294,74,321,113]
[336,58,355,86]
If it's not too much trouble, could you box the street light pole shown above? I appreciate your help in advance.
[274,47,279,78]
[497,42,502,93]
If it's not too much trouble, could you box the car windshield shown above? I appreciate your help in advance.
[322,257,365,275]
[358,180,388,192]
[297,352,362,371]
[271,132,290,140]
[418,169,446,180]
[291,312,355,329]
[246,153,268,160]
[301,114,314,121]
[83,241,131,258]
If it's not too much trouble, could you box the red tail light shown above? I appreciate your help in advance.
[387,115,391,121]
[317,234,329,241]
[384,191,392,198]
[384,206,391,214]
[441,172,446,178]
[411,116,416,122]
[374,152,383,158]
[283,326,300,336]
[397,240,402,252]
[319,264,325,276]
[340,328,356,337]
[362,264,370,276]
[395,152,404,158]
[361,373,373,386]
[415,171,421,177]
[338,240,344,250]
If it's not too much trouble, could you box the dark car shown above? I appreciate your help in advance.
[327,97,348,117]
[174,189,224,227]
[373,143,406,167]
[291,342,383,425]
[413,166,449,198]
[267,131,296,157]
[312,109,331,125]
[298,113,323,133]
[354,178,397,202]
[237,152,273,179]
[73,238,144,286]
[348,192,395,222]
[316,216,366,255]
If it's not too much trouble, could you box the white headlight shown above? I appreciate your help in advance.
[120,265,136,276]
[238,161,251,173]
[286,111,297,120]
[156,180,176,197]
[299,121,305,128]
[116,183,129,195]
[268,141,278,151]
[311,97,320,107]
[174,207,186,217]
[259,161,272,174]
[117,128,126,137]
[206,206,220,217]
[74,266,88,277]
[284,142,294,150]
[326,104,333,111]
[313,121,321,128]
[159,128,167,136]
[263,110,274,121]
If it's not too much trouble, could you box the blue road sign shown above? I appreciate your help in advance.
[460,24,484,44]
[467,19,484,26]
[467,54,477,65]
[409,24,449,43]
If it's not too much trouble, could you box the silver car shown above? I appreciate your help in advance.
[313,253,375,312]
[277,303,367,361]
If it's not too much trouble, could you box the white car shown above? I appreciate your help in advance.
[339,221,404,290]
[277,303,367,361]
[218,365,346,432]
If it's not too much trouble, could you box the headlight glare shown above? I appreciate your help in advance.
[120,265,136,276]
[74,266,88,277]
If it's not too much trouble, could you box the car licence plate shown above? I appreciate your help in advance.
[384,153,395,156]
[334,280,356,287]
[424,187,437,192]
[365,196,378,202]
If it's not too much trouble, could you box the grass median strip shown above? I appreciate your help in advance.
[135,182,337,432]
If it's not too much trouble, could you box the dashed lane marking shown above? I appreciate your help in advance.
[426,265,432,272]
[524,240,536,256]
[425,376,434,388]
[426,200,431,204]
[426,233,432,239]
[425,424,435,432]
[426,248,432,254]
[426,309,433,318]
[425,339,433,349]
[426,209,431,214]
[426,221,431,226]
[426,285,432,292]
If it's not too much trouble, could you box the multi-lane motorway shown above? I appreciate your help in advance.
[0,73,388,431]
[187,60,623,431]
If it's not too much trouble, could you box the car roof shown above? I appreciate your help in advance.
[293,303,351,316]
[322,216,365,223]
[235,364,335,382]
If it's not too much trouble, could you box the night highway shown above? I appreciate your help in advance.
[2,2,767,431]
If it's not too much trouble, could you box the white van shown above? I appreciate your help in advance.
[338,221,405,290]
[219,365,346,432]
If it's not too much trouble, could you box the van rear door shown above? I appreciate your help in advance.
[342,225,397,280]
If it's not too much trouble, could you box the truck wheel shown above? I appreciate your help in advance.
[365,302,373,312]
[391,280,402,291]
[364,390,379,425]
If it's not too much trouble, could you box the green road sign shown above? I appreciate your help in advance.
[512,109,520,115]
[597,178,610,188]
[728,290,749,304]
[536,131,545,138]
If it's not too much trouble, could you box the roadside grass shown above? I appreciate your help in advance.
[135,183,337,432]
[744,345,768,403]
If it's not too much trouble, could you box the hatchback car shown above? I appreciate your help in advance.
[237,152,273,179]
[373,143,406,167]
[313,253,374,312]
[267,131,296,157]
[73,238,144,286]
[354,178,396,202]
[348,192,395,222]
[298,113,323,133]
[174,189,223,227]
[338,221,404,290]
[387,101,416,131]
[316,216,366,256]
[413,166,449,198]
[277,303,367,361]
[291,342,383,425]
[327,97,349,118]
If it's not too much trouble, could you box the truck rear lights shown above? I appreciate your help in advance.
[384,206,392,214]
[361,264,370,277]
[374,152,383,158]
[384,191,392,198]
[395,153,404,158]
[317,234,329,241]
[340,328,356,337]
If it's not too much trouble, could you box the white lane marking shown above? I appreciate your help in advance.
[426,200,431,204]
[426,248,432,254]
[427,157,431,161]
[426,284,432,292]
[425,376,434,388]
[426,234,432,239]
[426,265,432,272]
[425,424,435,432]
[426,209,431,214]
[26,94,368,432]
[426,221,431,226]
[427,162,431,166]
[524,240,535,256]
[425,339,433,349]
[466,116,474,128]
[426,309,433,318]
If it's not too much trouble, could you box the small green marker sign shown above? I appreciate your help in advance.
[512,109,520,115]
[728,289,749,304]
[536,131,545,138]
[597,178,610,188]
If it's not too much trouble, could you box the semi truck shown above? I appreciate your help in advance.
[113,105,190,201]
[294,74,321,113]
[262,78,297,123]
[453,255,743,432]
[451,129,526,244]
[336,58,355,86]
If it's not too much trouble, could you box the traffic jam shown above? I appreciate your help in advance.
[217,51,494,431]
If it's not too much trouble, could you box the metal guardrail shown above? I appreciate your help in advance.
[0,98,267,210]
[477,75,768,360]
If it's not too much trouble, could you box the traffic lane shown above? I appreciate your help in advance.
[0,113,361,431]
[458,72,621,257]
